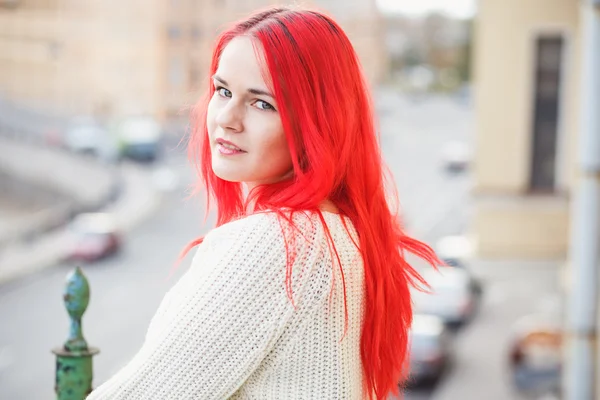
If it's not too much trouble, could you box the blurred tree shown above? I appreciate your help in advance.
[422,12,448,71]
[456,18,473,83]
[403,46,423,68]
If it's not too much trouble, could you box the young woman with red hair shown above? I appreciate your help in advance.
[88,6,439,400]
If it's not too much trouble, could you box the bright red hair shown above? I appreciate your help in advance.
[184,7,440,400]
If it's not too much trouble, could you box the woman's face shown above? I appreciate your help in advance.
[207,36,293,189]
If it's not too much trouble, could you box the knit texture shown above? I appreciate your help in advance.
[87,211,365,399]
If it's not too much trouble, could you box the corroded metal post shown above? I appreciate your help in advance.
[52,267,99,400]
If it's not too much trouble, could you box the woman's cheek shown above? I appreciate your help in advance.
[206,99,218,137]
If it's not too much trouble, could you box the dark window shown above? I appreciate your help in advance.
[529,36,563,192]
[0,0,19,9]
[189,64,200,85]
[167,26,181,39]
[191,26,201,40]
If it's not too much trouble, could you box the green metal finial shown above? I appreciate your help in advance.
[63,267,90,352]
[53,267,99,400]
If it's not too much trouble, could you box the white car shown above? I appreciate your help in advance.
[435,235,474,267]
[441,141,472,172]
[411,268,480,326]
[409,314,453,385]
[115,116,163,162]
[63,116,119,161]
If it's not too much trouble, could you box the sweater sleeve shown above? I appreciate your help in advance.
[86,212,323,400]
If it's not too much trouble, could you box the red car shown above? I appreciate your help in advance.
[508,313,562,397]
[67,213,121,262]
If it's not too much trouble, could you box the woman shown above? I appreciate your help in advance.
[87,6,439,400]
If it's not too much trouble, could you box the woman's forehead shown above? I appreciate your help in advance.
[216,36,271,89]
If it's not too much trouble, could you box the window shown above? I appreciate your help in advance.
[169,57,184,86]
[189,63,200,85]
[0,0,19,8]
[167,26,182,40]
[191,26,201,40]
[529,36,563,192]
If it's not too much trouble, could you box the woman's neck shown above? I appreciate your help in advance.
[242,183,339,215]
[319,200,339,214]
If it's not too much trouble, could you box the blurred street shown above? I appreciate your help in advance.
[0,91,562,399]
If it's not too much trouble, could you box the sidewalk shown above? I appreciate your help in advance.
[0,143,162,285]
[0,138,117,247]
[0,138,115,207]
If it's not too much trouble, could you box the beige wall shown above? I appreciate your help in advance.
[472,0,580,259]
[0,0,164,118]
[162,0,387,116]
[474,0,580,194]
[0,10,61,109]
[474,195,570,258]
[0,0,386,123]
[315,0,387,85]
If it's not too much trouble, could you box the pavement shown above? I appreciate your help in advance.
[0,138,115,208]
[0,138,162,285]
[0,138,117,247]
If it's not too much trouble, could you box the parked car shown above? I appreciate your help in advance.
[435,235,483,297]
[67,213,121,262]
[408,314,454,386]
[63,116,118,160]
[411,268,481,327]
[435,235,472,267]
[508,313,562,398]
[114,116,163,162]
[441,141,471,173]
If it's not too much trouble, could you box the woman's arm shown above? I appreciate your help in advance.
[86,213,322,399]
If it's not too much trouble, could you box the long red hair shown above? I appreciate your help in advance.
[184,7,440,399]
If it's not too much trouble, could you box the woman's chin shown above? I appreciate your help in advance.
[214,172,243,183]
[211,166,245,183]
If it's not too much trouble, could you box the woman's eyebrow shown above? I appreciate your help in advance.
[212,74,227,85]
[248,88,274,99]
[212,74,274,99]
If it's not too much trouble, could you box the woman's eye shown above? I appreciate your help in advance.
[255,100,275,111]
[216,87,232,98]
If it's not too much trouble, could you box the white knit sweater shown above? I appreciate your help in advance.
[87,211,366,399]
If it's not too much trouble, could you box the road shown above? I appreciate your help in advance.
[0,91,561,400]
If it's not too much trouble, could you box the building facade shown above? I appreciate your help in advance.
[0,0,387,125]
[472,0,582,259]
[0,0,165,119]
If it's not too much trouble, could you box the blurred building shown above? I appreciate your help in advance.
[382,12,471,89]
[312,0,387,86]
[472,0,581,259]
[0,0,386,125]
[0,0,166,120]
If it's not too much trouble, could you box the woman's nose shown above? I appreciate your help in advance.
[215,101,243,133]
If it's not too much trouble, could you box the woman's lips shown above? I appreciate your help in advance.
[216,139,246,155]
[217,143,245,155]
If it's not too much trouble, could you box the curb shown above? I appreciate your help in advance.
[0,137,120,249]
[0,145,161,286]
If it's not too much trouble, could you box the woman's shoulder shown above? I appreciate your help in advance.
[204,210,353,249]
[191,212,331,274]
[189,211,360,294]
[206,211,308,242]
[207,211,285,240]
